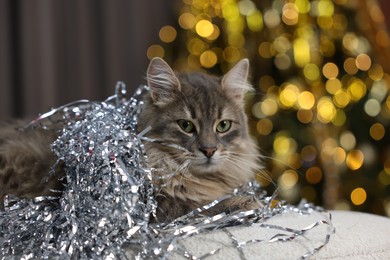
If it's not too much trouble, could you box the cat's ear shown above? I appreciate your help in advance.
[146,57,181,106]
[221,59,251,102]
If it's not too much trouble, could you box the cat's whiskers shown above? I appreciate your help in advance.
[222,153,275,185]
[149,151,195,186]
[231,150,298,172]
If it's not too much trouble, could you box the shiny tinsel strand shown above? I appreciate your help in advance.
[0,82,334,259]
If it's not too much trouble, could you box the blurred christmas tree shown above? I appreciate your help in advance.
[147,0,390,216]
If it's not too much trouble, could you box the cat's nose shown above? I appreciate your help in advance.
[199,147,217,158]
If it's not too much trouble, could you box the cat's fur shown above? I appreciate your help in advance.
[0,122,64,204]
[0,58,261,222]
[138,58,261,222]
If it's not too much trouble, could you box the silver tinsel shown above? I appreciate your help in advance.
[0,82,334,259]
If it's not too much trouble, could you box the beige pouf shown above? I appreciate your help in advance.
[169,210,390,259]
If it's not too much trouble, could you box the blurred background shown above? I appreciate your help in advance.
[1,0,390,216]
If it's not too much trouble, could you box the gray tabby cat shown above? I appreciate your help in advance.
[138,58,262,222]
[0,58,262,222]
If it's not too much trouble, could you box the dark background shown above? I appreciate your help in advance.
[0,0,176,121]
[1,0,390,121]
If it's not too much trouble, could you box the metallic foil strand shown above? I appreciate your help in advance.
[0,83,334,259]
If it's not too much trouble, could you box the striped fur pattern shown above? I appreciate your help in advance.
[138,58,262,222]
[0,58,262,222]
[0,122,64,207]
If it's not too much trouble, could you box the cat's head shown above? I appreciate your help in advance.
[139,58,258,179]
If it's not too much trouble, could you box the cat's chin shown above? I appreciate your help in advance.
[190,159,223,175]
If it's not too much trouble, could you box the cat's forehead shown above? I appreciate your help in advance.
[174,73,239,120]
[178,72,220,91]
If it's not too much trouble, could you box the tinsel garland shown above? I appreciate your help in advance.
[0,82,334,259]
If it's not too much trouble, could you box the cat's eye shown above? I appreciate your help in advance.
[177,119,195,133]
[216,120,232,133]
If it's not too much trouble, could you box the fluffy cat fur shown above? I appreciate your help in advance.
[0,122,64,204]
[138,58,262,222]
[0,58,262,222]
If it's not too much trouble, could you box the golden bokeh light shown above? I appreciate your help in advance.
[370,80,388,101]
[321,137,338,159]
[247,10,263,32]
[317,97,336,123]
[206,25,220,41]
[316,0,334,17]
[320,38,336,57]
[343,57,358,75]
[178,13,197,29]
[225,16,245,33]
[368,64,384,81]
[355,53,372,71]
[228,32,245,47]
[282,3,299,26]
[279,84,300,107]
[346,150,364,170]
[317,16,333,30]
[295,0,310,14]
[258,42,275,59]
[256,118,273,135]
[364,99,381,117]
[306,166,323,184]
[154,0,390,215]
[223,46,241,63]
[370,123,385,141]
[289,153,302,169]
[274,54,291,70]
[258,75,275,92]
[200,50,218,68]
[298,91,315,110]
[264,8,280,28]
[196,20,214,38]
[340,131,356,151]
[376,29,390,47]
[238,0,256,16]
[159,26,177,43]
[350,187,367,206]
[274,133,297,155]
[333,89,350,108]
[325,78,342,94]
[332,109,347,126]
[303,63,321,82]
[322,62,339,79]
[297,109,314,124]
[333,147,347,165]
[379,170,390,185]
[146,44,165,59]
[187,38,208,55]
[192,0,209,10]
[294,38,311,67]
[274,36,291,53]
[252,101,263,119]
[279,170,299,189]
[222,1,240,21]
[369,4,385,23]
[261,98,278,116]
[347,78,366,101]
[343,33,370,55]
